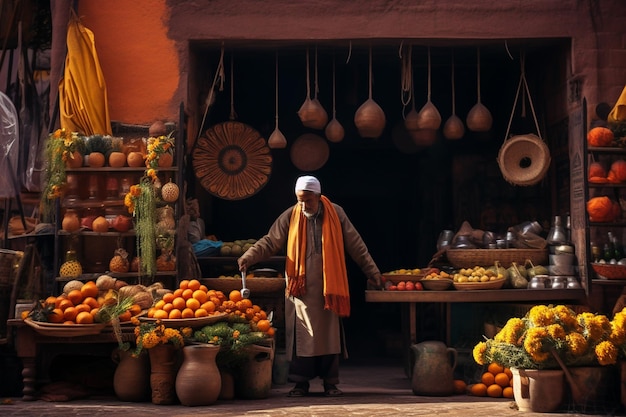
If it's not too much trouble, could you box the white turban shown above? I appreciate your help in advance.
[295,175,321,194]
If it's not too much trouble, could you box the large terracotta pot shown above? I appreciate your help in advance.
[234,344,274,399]
[148,344,179,405]
[175,344,221,406]
[411,341,456,396]
[111,348,150,402]
[511,368,564,413]
[568,365,618,408]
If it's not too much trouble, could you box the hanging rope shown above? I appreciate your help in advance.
[451,50,456,116]
[504,51,543,141]
[400,43,412,109]
[274,51,279,128]
[195,43,224,144]
[229,52,237,120]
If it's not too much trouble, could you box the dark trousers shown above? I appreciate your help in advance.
[288,353,340,385]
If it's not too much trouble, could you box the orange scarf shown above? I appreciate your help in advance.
[286,195,350,317]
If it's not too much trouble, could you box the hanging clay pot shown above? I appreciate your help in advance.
[325,56,345,143]
[269,52,287,149]
[466,47,493,132]
[298,48,328,129]
[355,48,386,139]
[416,47,441,132]
[443,50,465,140]
[176,344,221,406]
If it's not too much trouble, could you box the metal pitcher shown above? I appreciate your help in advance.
[411,341,457,396]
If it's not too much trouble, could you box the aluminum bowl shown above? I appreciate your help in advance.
[549,253,575,266]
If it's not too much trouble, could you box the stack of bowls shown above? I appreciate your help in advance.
[548,245,578,288]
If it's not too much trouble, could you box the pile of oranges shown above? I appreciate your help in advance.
[36,280,141,325]
[147,279,275,337]
[468,362,514,398]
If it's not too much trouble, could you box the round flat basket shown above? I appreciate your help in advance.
[24,319,107,337]
[193,121,272,200]
[446,248,548,269]
[290,133,329,171]
[453,278,505,291]
[497,134,551,186]
[382,274,425,284]
[201,277,286,294]
[421,278,453,291]
[591,263,626,280]
[139,312,228,328]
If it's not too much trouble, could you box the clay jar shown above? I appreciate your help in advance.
[112,348,150,402]
[62,209,81,233]
[175,344,221,406]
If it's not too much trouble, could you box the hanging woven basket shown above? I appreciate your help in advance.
[497,134,551,186]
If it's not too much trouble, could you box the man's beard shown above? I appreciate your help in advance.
[303,208,318,219]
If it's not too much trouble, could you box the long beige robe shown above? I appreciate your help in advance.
[239,202,380,361]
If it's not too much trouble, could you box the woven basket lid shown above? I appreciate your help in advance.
[290,133,329,171]
[497,134,551,186]
[193,121,272,200]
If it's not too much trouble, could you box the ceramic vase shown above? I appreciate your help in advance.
[148,344,178,405]
[175,344,221,406]
[111,348,150,402]
[511,368,564,413]
[234,344,274,399]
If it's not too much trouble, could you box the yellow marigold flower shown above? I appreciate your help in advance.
[595,341,618,366]
[566,332,588,356]
[553,305,578,329]
[473,341,487,365]
[524,327,550,363]
[495,318,524,345]
[181,327,192,338]
[130,184,142,196]
[232,330,240,339]
[547,324,566,341]
[609,326,626,350]
[528,305,554,327]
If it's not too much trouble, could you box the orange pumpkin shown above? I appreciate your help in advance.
[588,162,606,179]
[610,160,626,182]
[587,196,617,222]
[108,151,126,167]
[589,176,609,184]
[587,127,614,147]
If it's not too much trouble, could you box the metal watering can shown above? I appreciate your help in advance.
[411,341,457,396]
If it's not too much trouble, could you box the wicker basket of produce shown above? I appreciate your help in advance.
[446,248,548,269]
[591,263,626,280]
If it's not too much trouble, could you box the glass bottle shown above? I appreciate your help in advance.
[546,216,567,245]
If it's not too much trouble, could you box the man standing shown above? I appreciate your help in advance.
[238,175,383,397]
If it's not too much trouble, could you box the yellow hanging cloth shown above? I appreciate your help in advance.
[608,85,626,124]
[59,12,112,135]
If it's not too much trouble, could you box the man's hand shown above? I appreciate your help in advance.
[367,275,382,290]
[238,257,248,273]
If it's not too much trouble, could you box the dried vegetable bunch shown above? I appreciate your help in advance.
[132,318,191,356]
[473,305,621,370]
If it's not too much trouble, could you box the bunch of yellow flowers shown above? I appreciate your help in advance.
[132,317,191,356]
[473,305,620,370]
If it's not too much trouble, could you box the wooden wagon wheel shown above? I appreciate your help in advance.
[193,121,272,200]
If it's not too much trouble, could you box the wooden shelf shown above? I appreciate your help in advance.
[588,146,626,154]
[65,166,178,173]
[592,279,626,286]
[365,288,586,303]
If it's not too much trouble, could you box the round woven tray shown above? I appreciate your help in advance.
[591,263,626,280]
[24,318,106,337]
[453,278,506,291]
[201,277,285,294]
[446,248,548,269]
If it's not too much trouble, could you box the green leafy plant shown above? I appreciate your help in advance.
[193,320,266,368]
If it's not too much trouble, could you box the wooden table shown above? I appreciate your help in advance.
[365,288,587,345]
[7,319,136,401]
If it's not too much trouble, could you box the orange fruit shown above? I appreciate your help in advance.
[181,308,194,318]
[83,296,100,310]
[487,384,503,398]
[201,301,216,313]
[502,386,514,399]
[194,308,208,317]
[229,290,242,303]
[173,288,184,298]
[481,372,495,386]
[63,306,78,322]
[118,310,132,322]
[179,279,189,290]
[257,319,271,332]
[162,293,175,304]
[75,303,91,314]
[63,320,74,325]
[192,290,208,304]
[186,298,200,311]
[45,296,57,306]
[67,289,83,306]
[90,308,100,319]
[494,372,510,388]
[76,311,94,324]
[238,298,252,310]
[209,296,222,307]
[81,281,99,298]
[199,284,208,292]
[129,304,142,316]
[470,383,487,397]
[488,362,504,375]
[147,307,156,318]
[453,379,467,394]
[504,367,513,379]
[21,310,29,320]
[266,327,275,337]
[188,279,201,291]
[154,299,166,310]
[153,309,169,320]
[172,297,187,311]
[58,298,74,311]
[182,288,194,300]
[162,302,174,313]
[48,308,64,323]
[168,309,182,319]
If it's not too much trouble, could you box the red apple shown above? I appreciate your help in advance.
[405,281,415,291]
[414,282,424,291]
[112,214,133,232]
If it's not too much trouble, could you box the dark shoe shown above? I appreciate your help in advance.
[287,381,309,397]
[324,383,343,397]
